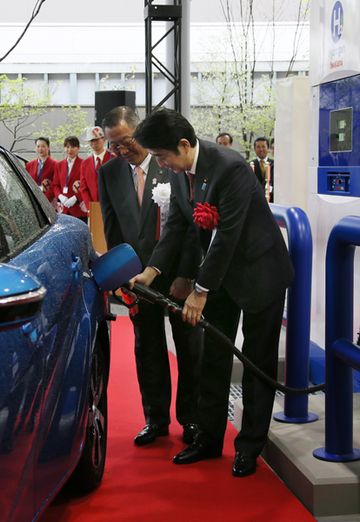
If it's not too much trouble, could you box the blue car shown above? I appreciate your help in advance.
[0,147,110,521]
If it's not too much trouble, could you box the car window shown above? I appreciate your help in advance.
[0,154,44,260]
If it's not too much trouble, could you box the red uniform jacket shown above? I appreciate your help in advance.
[26,156,57,202]
[53,156,87,218]
[79,150,113,211]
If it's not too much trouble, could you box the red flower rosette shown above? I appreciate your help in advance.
[193,202,219,230]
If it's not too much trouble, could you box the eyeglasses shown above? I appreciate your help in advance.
[108,137,136,151]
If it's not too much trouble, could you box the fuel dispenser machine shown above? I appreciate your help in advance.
[309,0,360,367]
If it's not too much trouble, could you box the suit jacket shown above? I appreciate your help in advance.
[250,157,275,202]
[25,156,57,202]
[52,156,87,218]
[79,150,113,210]
[98,155,200,279]
[150,140,293,313]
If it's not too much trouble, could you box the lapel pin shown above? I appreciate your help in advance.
[201,179,208,191]
[152,178,157,185]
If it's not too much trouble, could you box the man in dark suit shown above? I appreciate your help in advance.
[99,106,201,447]
[250,137,274,202]
[130,108,294,477]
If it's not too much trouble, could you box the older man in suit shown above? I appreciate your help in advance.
[98,106,201,447]
[130,108,294,477]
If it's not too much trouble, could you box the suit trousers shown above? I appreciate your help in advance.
[131,298,202,427]
[197,287,285,457]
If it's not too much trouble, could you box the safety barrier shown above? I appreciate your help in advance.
[314,216,360,461]
[270,204,318,423]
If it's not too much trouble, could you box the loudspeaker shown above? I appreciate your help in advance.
[94,90,136,127]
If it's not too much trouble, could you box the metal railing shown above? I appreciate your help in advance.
[271,204,318,423]
[314,216,360,462]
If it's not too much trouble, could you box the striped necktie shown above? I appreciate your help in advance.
[135,166,145,206]
[37,160,44,183]
[260,160,266,179]
[186,172,195,201]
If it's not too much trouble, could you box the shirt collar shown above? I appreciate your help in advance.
[130,153,152,175]
[187,140,199,175]
[94,150,106,162]
[257,156,269,163]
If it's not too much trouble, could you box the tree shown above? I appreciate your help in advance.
[0,74,51,152]
[38,105,89,153]
[190,0,310,158]
[0,75,89,154]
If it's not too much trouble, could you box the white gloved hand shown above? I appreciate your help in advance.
[79,201,88,213]
[64,195,78,208]
[58,194,68,205]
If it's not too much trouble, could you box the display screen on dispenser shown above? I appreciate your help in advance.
[329,108,353,152]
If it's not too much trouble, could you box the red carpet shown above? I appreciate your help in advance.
[43,316,315,521]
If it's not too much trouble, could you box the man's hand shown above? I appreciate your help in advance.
[182,289,207,326]
[129,266,159,289]
[170,277,193,301]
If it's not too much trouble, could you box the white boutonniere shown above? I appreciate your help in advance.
[152,182,171,236]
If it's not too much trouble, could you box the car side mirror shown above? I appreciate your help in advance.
[0,264,46,330]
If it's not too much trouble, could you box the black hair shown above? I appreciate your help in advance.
[64,136,80,148]
[216,132,233,144]
[133,108,197,153]
[254,137,270,148]
[35,136,50,147]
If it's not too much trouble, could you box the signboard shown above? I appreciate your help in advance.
[310,0,360,85]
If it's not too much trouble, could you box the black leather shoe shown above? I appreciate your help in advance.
[232,452,257,477]
[173,441,222,464]
[134,424,169,446]
[182,423,198,444]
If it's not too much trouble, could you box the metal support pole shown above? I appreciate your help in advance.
[181,0,191,119]
[271,204,318,424]
[314,216,360,462]
[144,1,182,114]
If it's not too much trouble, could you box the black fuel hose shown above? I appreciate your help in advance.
[118,283,325,395]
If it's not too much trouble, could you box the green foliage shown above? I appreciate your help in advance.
[191,69,275,158]
[0,75,89,153]
[39,106,89,151]
[0,74,52,151]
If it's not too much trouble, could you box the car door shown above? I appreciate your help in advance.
[0,149,87,521]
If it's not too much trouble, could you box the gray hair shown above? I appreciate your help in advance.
[102,106,139,130]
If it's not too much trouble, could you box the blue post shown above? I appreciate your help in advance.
[314,216,360,461]
[271,205,318,423]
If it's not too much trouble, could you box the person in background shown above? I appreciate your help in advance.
[25,137,57,204]
[52,136,87,222]
[216,132,233,148]
[99,106,202,448]
[270,137,275,158]
[79,126,113,215]
[249,137,274,203]
[130,108,293,478]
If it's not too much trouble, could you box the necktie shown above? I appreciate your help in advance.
[186,172,195,201]
[135,166,145,206]
[37,160,44,184]
[260,160,266,179]
[95,156,101,173]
